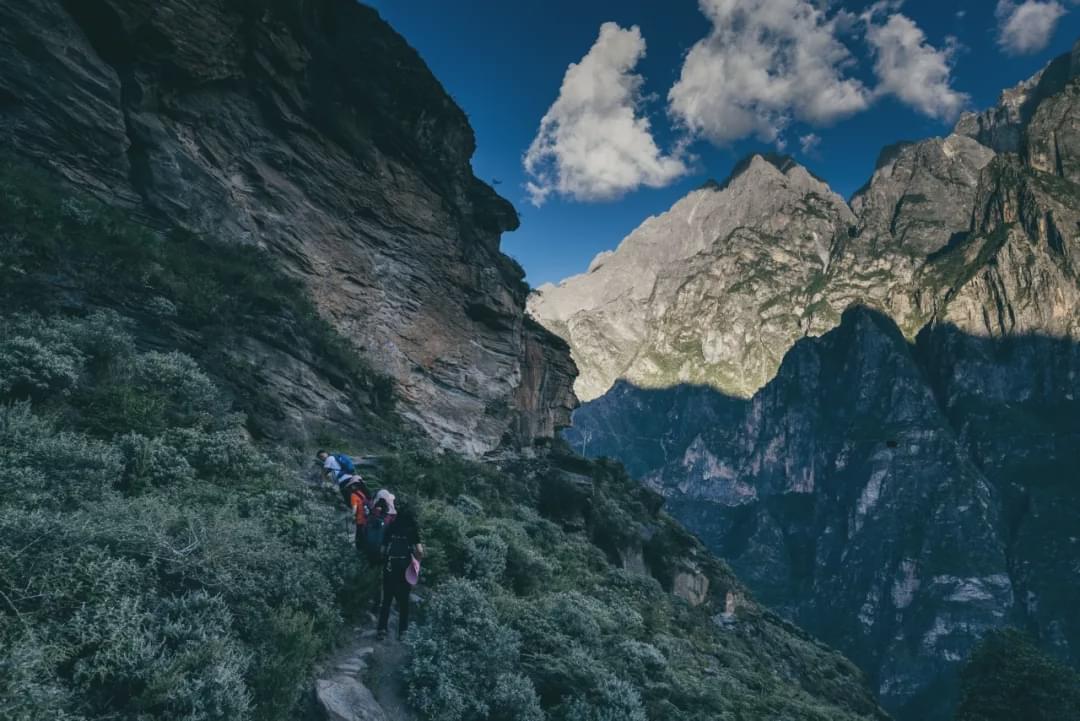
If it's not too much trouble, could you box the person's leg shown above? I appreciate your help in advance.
[377,570,393,634]
[369,563,382,614]
[396,576,411,638]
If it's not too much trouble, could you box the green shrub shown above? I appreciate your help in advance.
[0,402,123,507]
[65,590,252,721]
[0,625,79,721]
[556,676,647,721]
[115,432,194,493]
[418,501,470,586]
[0,334,83,398]
[955,629,1080,721]
[404,579,533,721]
[489,673,544,721]
[465,533,508,583]
[0,303,359,721]
[0,311,136,404]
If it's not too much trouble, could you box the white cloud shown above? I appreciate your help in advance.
[667,0,871,146]
[995,1,1068,55]
[523,22,687,206]
[799,133,822,154]
[863,10,970,121]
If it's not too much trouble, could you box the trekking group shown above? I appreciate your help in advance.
[317,450,423,641]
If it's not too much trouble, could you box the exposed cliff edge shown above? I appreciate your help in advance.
[543,40,1080,721]
[0,0,576,454]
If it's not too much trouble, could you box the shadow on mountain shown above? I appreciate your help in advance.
[566,305,1080,721]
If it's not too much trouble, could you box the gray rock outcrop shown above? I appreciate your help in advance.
[849,135,995,257]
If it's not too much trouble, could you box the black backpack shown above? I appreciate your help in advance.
[383,529,413,573]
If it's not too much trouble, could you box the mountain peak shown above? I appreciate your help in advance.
[715,152,830,193]
[954,38,1080,153]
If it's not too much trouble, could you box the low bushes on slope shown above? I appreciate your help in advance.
[367,452,887,721]
[955,629,1080,721]
[0,311,364,721]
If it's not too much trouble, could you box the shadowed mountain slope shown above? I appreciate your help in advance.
[550,40,1080,721]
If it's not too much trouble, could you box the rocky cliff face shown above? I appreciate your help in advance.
[529,155,855,402]
[0,0,576,453]
[849,136,995,257]
[544,42,1080,720]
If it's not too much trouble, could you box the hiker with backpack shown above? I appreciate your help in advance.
[316,450,361,505]
[377,497,423,641]
[362,497,389,563]
[373,488,397,524]
[344,478,373,552]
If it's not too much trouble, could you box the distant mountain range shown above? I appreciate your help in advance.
[531,41,1080,720]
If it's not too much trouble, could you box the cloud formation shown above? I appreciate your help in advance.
[863,11,970,121]
[523,2,974,205]
[523,22,687,206]
[667,0,870,145]
[667,0,969,147]
[799,133,822,155]
[995,1,1068,55]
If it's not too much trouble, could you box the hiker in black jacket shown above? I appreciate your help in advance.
[377,499,423,641]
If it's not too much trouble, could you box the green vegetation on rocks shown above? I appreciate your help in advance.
[955,630,1080,721]
[0,162,886,721]
[0,311,364,721]
[0,160,396,441]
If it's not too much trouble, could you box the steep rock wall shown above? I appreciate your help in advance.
[0,0,576,452]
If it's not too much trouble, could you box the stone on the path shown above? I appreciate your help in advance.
[335,662,365,674]
[316,677,388,721]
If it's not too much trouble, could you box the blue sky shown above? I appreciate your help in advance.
[367,0,1080,286]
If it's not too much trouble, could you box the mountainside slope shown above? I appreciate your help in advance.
[0,0,575,454]
[0,3,893,721]
[570,307,1080,720]
[551,41,1080,721]
[0,148,890,721]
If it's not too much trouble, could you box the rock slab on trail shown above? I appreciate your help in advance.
[316,677,387,721]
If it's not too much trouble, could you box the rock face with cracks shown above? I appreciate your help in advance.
[0,0,576,454]
[543,41,1080,721]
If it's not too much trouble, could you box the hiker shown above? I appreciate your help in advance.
[316,450,360,505]
[373,487,397,523]
[362,497,389,563]
[377,498,423,641]
[361,496,390,614]
[344,478,372,552]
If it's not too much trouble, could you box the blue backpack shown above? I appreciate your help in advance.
[334,453,356,475]
[363,512,385,564]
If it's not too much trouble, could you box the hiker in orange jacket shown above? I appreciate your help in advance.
[344,479,372,552]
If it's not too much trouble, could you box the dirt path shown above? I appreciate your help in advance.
[309,476,417,721]
[314,607,417,721]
